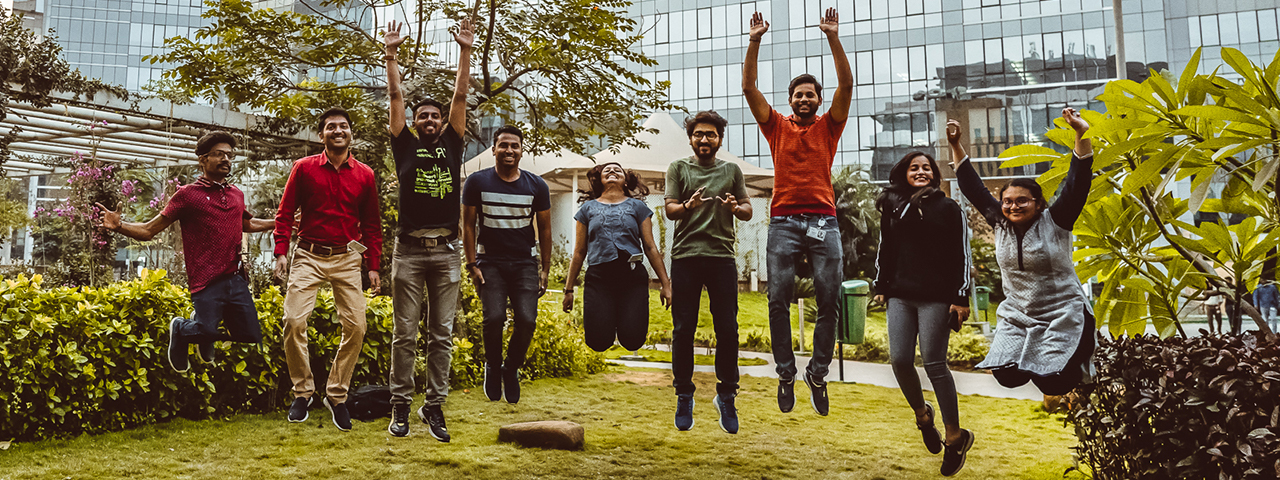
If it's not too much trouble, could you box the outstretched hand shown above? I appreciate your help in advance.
[95,202,121,232]
[384,20,406,51]
[454,18,475,49]
[818,7,838,35]
[749,12,769,40]
[686,186,709,210]
[1062,107,1089,134]
[716,193,741,214]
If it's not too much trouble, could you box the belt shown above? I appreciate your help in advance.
[297,240,348,256]
[399,233,458,247]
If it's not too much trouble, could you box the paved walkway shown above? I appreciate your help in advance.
[611,345,1044,401]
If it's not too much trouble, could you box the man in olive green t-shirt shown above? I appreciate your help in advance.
[662,110,753,434]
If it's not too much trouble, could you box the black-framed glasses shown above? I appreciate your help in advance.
[1001,198,1035,208]
[691,132,719,139]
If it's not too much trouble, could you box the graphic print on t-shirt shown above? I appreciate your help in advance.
[415,164,453,198]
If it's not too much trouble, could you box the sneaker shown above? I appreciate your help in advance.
[196,341,217,364]
[917,402,943,454]
[803,371,829,416]
[324,397,352,432]
[484,363,503,401]
[777,379,795,413]
[713,393,739,434]
[287,396,311,423]
[388,403,410,437]
[503,367,521,404]
[167,317,189,373]
[674,394,695,431]
[417,404,451,442]
[941,429,975,476]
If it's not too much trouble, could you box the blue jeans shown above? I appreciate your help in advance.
[178,273,262,344]
[478,258,540,370]
[766,214,842,382]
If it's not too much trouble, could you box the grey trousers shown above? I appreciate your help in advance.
[887,297,960,427]
[389,238,462,406]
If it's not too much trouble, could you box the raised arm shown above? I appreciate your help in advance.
[448,18,474,138]
[1048,108,1094,229]
[97,202,175,241]
[946,119,1001,225]
[385,20,408,138]
[818,8,852,123]
[742,12,772,124]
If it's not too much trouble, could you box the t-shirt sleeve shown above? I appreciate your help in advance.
[664,162,683,200]
[633,198,654,222]
[573,202,591,225]
[758,108,783,137]
[389,127,415,167]
[825,114,847,141]
[731,164,748,199]
[532,175,551,212]
[461,171,482,206]
[160,186,189,220]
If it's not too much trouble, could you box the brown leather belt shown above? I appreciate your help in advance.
[298,240,348,256]
[399,233,458,248]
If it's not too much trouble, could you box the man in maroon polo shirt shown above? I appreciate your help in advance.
[99,131,275,373]
[273,107,383,432]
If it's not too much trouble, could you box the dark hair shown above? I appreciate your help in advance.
[997,178,1049,222]
[195,131,237,156]
[411,98,445,117]
[584,162,649,200]
[875,152,942,214]
[492,124,524,145]
[316,107,352,133]
[788,74,823,98]
[684,110,728,138]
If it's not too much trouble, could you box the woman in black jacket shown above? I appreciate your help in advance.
[874,151,973,476]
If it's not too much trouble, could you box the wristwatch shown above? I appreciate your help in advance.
[466,261,478,270]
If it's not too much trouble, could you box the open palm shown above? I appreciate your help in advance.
[818,8,838,35]
[384,20,406,50]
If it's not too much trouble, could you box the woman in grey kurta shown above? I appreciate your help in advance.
[948,108,1096,396]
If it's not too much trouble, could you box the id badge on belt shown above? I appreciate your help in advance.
[806,217,827,241]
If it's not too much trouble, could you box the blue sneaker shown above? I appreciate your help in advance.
[713,393,739,434]
[675,394,694,431]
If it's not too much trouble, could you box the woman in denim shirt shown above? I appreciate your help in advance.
[563,162,672,352]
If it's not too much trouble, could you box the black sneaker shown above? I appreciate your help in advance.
[484,363,502,401]
[503,367,521,404]
[803,371,829,416]
[287,396,311,423]
[388,403,410,437]
[777,378,795,413]
[713,393,739,434]
[167,317,189,373]
[674,393,695,431]
[417,404,451,442]
[196,341,217,364]
[325,397,352,432]
[941,429,975,476]
[918,402,943,454]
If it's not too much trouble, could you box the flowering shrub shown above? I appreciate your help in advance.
[31,151,120,287]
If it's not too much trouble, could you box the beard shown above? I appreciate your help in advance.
[694,144,720,160]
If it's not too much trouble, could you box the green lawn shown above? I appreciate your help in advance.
[0,367,1084,480]
[601,345,769,366]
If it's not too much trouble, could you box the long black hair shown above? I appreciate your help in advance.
[875,151,943,215]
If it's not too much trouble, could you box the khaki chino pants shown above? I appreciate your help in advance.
[282,248,367,404]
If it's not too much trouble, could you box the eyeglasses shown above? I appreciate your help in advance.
[691,132,720,139]
[1001,198,1035,208]
[201,151,236,161]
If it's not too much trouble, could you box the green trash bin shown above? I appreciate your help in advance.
[840,280,870,344]
[974,286,991,311]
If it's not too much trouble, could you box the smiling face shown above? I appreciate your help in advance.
[492,132,523,168]
[198,142,234,180]
[318,115,352,151]
[1001,186,1041,227]
[788,83,822,119]
[906,156,934,188]
[600,163,626,186]
[413,104,443,139]
[688,122,722,160]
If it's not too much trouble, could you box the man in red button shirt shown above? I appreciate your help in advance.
[98,131,275,373]
[272,107,383,432]
[742,8,852,418]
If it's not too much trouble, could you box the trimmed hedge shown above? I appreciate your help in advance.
[0,270,605,441]
[1070,333,1280,479]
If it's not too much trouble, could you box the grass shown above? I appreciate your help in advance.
[0,366,1085,480]
[601,345,769,366]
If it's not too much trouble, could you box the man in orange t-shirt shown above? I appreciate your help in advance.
[742,8,852,418]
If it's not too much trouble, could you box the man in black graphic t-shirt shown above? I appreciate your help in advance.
[383,17,472,441]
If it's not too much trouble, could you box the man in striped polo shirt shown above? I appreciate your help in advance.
[461,125,551,405]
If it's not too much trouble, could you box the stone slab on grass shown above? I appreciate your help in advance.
[497,420,584,450]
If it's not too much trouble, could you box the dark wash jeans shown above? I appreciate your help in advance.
[477,258,540,370]
[766,214,843,383]
[671,256,740,396]
[178,273,262,344]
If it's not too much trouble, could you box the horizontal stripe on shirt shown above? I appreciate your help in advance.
[483,205,531,217]
[481,192,534,205]
[484,217,533,229]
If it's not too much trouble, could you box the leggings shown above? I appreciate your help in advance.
[583,258,650,352]
[991,311,1096,396]
[887,298,960,427]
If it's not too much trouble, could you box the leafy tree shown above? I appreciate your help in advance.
[147,0,675,156]
[999,47,1279,338]
[833,166,882,283]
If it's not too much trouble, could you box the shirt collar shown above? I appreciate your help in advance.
[195,176,231,189]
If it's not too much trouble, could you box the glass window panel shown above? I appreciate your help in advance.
[1187,17,1201,47]
[1261,10,1279,42]
[1239,11,1259,44]
[926,44,944,80]
[985,38,1003,74]
[873,49,891,83]
[965,39,984,66]
[1063,30,1084,58]
[908,46,925,80]
[907,0,924,15]
[1219,14,1239,45]
[969,109,988,144]
[1010,105,1028,143]
[859,116,877,149]
[759,59,774,93]
[855,0,871,21]
[912,112,929,146]
[712,6,727,38]
[923,0,941,13]
[1201,15,1219,46]
[1083,28,1105,59]
[856,51,874,85]
[670,11,684,42]
[988,108,1008,143]
[684,68,698,100]
[871,0,888,19]
[698,66,712,98]
[1023,34,1044,71]
[739,3,754,35]
[698,8,712,39]
[1004,36,1021,63]
[656,14,668,44]
[1043,32,1063,67]
[889,0,905,17]
[791,0,807,28]
[890,47,909,82]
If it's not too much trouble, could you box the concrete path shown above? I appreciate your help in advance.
[611,345,1044,402]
